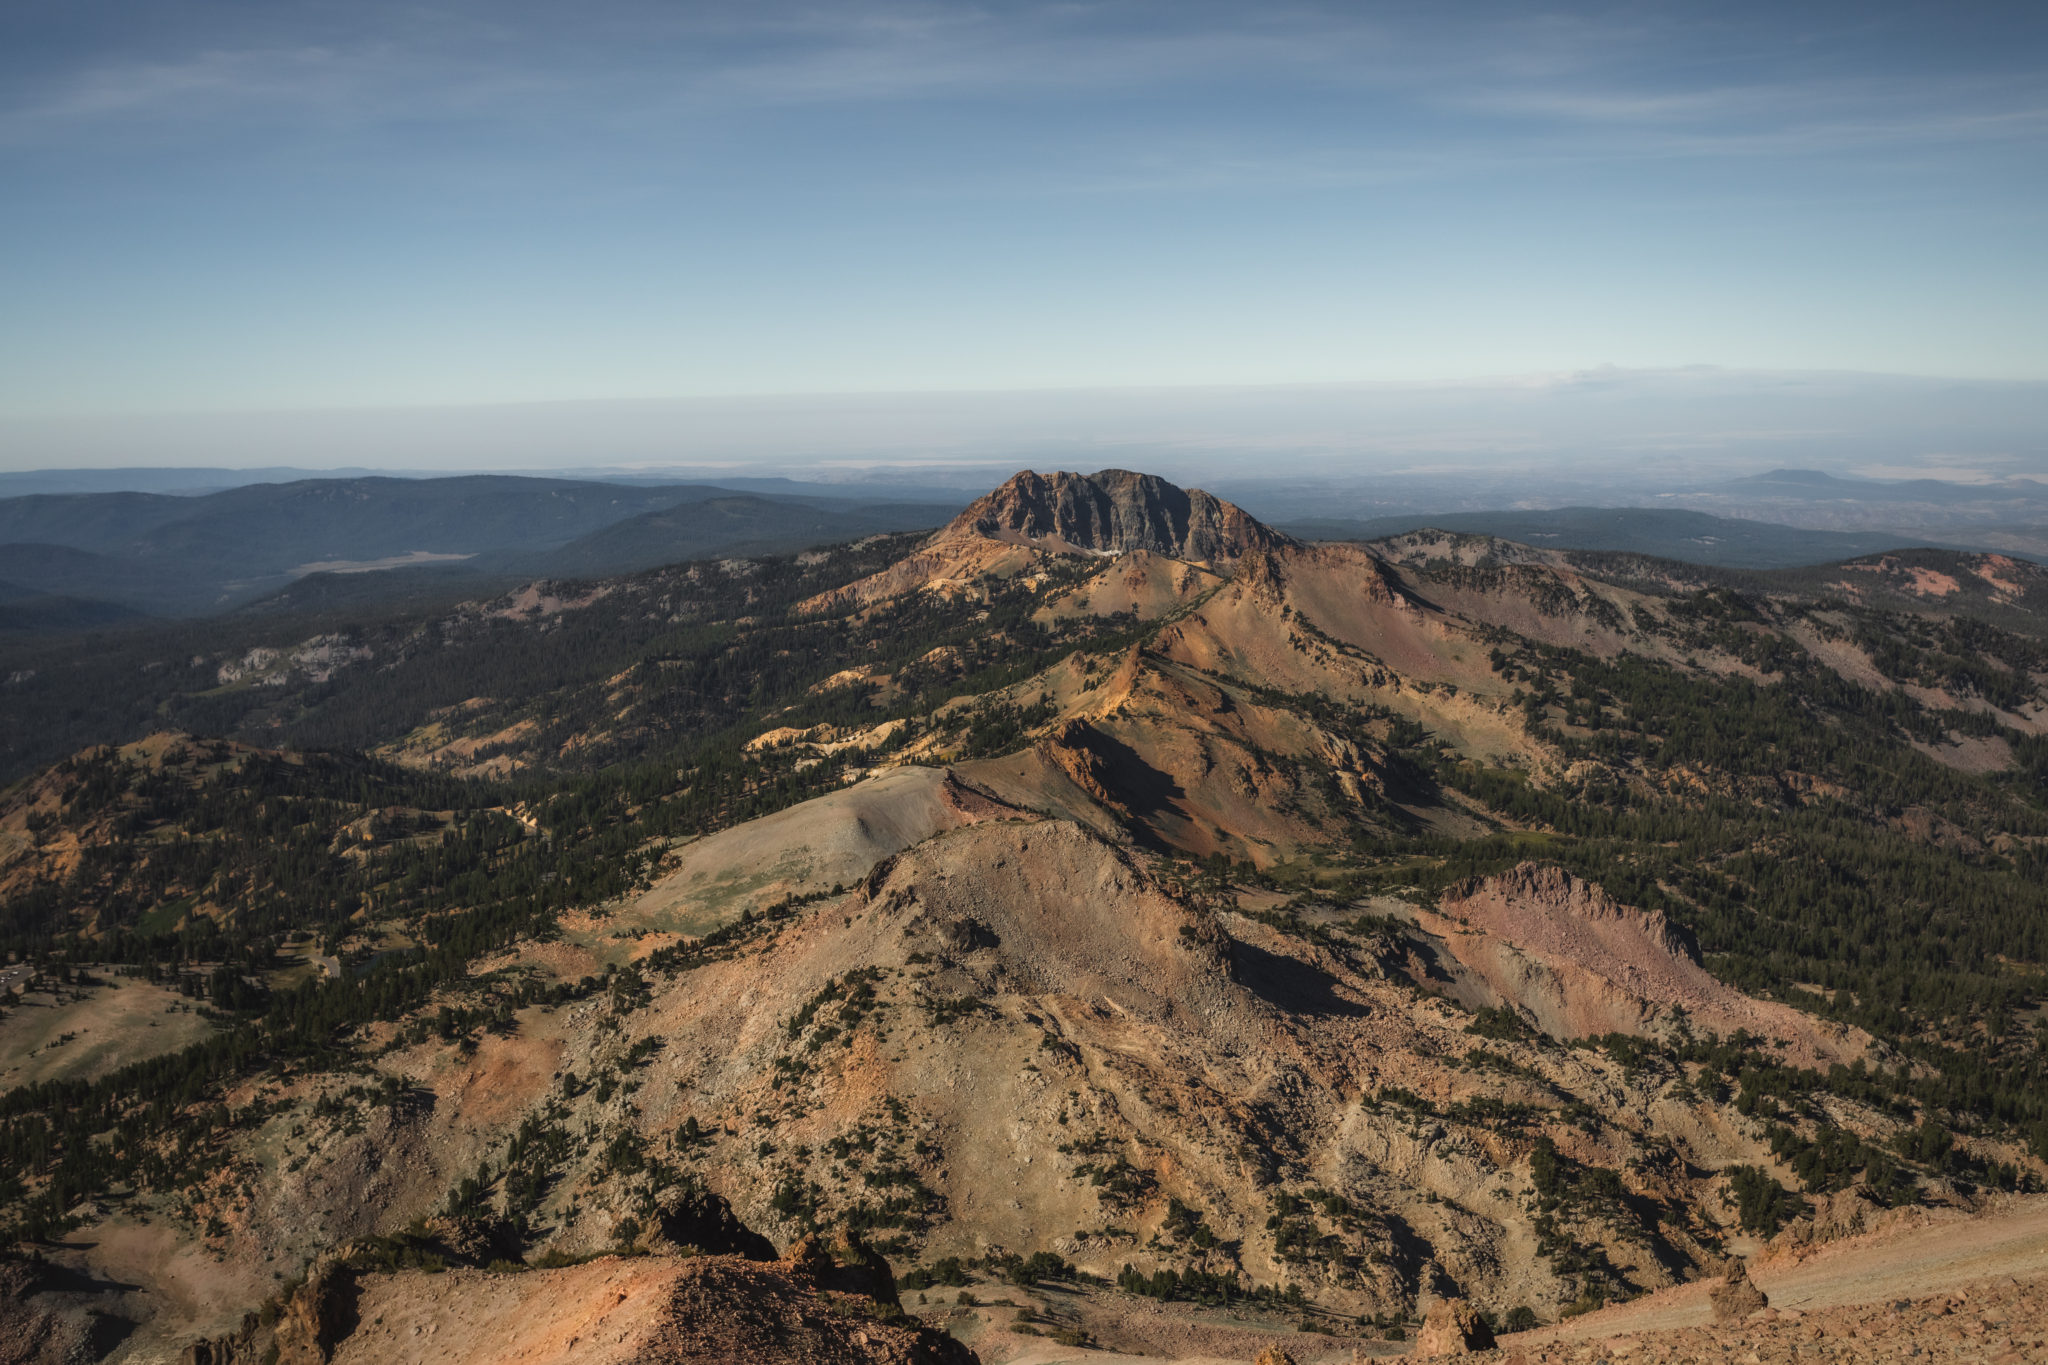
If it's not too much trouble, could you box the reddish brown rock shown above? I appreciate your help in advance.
[1710,1261,1770,1324]
[1414,1297,1496,1356]
[273,1259,359,1365]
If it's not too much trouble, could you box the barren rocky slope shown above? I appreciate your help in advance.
[21,803,1969,1359]
[587,821,1838,1315]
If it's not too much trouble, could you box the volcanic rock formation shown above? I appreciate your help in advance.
[1710,1261,1770,1324]
[801,468,1287,613]
[943,468,1288,566]
[1415,1295,1496,1355]
[180,1229,973,1365]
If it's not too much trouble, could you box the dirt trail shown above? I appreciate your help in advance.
[1512,1194,2048,1347]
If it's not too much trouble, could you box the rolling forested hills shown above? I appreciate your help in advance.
[1281,505,2009,569]
[0,474,960,620]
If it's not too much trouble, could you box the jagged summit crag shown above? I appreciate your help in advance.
[799,467,1288,616]
[2,468,2047,1364]
[944,468,1289,565]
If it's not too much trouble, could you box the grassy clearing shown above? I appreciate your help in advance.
[0,977,215,1093]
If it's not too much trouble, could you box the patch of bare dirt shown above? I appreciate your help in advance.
[377,718,538,776]
[1035,550,1225,624]
[622,767,1027,937]
[1911,732,2017,774]
[490,582,613,619]
[799,535,1045,615]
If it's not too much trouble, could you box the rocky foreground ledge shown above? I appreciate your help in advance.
[1471,1193,2048,1365]
[158,1225,974,1365]
[1484,1272,2046,1365]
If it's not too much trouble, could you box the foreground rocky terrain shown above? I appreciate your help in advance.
[2,469,2045,1362]
[1496,1276,2048,1365]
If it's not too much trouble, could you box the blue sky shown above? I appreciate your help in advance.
[1,1,2045,462]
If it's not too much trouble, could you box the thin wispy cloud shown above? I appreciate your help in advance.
[7,4,2039,163]
[1,7,1372,131]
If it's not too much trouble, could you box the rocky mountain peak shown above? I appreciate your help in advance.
[942,468,1289,565]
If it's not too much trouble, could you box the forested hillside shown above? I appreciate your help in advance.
[0,474,959,620]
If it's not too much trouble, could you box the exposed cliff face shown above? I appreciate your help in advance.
[1422,863,1871,1067]
[798,469,1287,614]
[941,469,1289,566]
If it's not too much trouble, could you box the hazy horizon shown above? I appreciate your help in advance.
[4,366,2046,491]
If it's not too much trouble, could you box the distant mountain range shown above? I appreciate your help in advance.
[1707,467,2048,506]
[1654,468,2048,555]
[0,475,964,626]
[0,466,397,496]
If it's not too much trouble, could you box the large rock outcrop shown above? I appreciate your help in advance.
[799,469,1288,614]
[1414,1296,1496,1355]
[1709,1261,1769,1323]
[649,1184,778,1261]
[271,1259,359,1365]
[189,1240,973,1365]
[943,469,1288,566]
[319,1250,977,1365]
